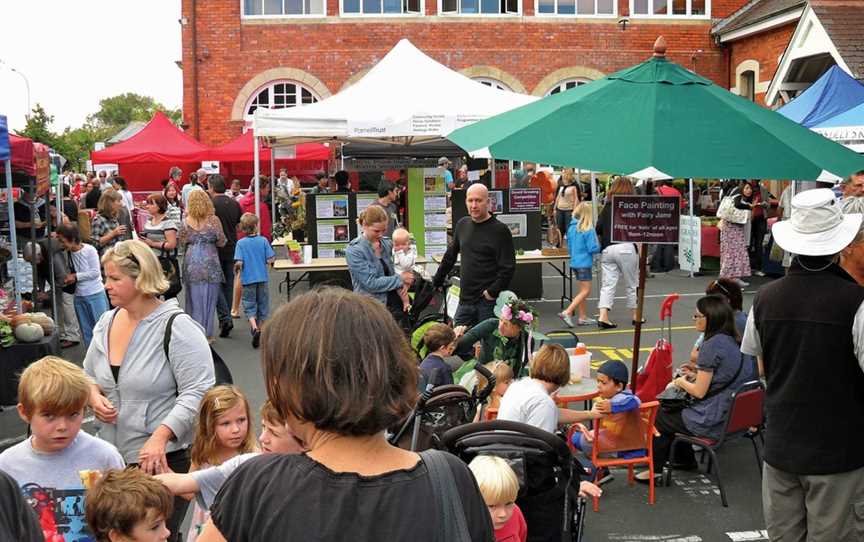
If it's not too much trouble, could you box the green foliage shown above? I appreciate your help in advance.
[14,94,181,171]
[86,93,181,128]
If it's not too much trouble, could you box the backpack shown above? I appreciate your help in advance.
[164,312,233,386]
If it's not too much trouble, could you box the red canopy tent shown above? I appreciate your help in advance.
[90,111,209,192]
[208,131,331,185]
[9,135,36,176]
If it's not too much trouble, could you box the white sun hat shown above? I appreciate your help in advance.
[772,188,862,256]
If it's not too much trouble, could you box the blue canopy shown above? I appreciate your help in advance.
[777,66,864,127]
[814,100,864,129]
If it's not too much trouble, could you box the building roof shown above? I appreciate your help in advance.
[713,0,805,36]
[810,0,864,79]
[106,121,147,144]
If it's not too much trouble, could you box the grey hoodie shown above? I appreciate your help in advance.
[84,299,215,463]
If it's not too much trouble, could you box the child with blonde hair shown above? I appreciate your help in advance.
[479,361,515,410]
[0,356,125,541]
[559,202,600,327]
[392,227,417,311]
[186,386,257,541]
[468,455,528,542]
[234,213,276,348]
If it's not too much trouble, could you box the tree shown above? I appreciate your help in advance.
[14,103,58,147]
[87,93,181,128]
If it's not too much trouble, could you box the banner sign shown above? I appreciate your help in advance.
[678,215,701,272]
[0,115,9,161]
[611,195,680,244]
[509,188,541,211]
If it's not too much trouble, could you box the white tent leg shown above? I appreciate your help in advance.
[254,135,261,220]
[688,178,695,278]
[4,160,21,309]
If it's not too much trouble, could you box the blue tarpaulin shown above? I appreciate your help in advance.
[814,100,864,129]
[777,66,864,128]
[0,115,9,161]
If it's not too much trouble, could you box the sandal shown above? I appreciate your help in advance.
[635,471,661,484]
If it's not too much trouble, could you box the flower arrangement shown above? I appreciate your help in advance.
[499,297,537,328]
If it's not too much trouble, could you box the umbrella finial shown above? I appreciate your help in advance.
[653,36,667,58]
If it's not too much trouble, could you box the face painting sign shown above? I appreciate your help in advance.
[611,195,680,244]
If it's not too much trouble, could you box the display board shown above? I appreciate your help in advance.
[407,168,448,257]
[304,193,371,258]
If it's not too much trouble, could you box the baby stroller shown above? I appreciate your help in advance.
[442,420,586,542]
[389,364,496,452]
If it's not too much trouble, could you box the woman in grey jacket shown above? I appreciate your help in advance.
[84,239,214,541]
[346,206,414,326]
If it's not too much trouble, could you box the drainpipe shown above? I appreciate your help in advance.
[191,0,200,139]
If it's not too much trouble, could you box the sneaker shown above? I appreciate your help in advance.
[577,318,597,326]
[753,270,766,277]
[558,312,574,328]
[595,467,615,486]
[252,328,261,349]
[734,278,750,287]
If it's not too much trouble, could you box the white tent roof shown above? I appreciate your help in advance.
[252,39,538,145]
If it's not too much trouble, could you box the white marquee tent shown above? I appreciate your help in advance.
[252,39,538,146]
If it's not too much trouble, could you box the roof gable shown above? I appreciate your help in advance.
[810,0,864,79]
[714,0,805,36]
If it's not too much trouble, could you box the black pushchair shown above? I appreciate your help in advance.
[442,420,587,542]
[389,364,496,452]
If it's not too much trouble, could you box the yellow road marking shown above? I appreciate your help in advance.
[600,349,621,360]
[575,325,695,336]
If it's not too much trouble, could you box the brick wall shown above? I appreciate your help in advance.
[182,0,748,145]
[726,22,797,106]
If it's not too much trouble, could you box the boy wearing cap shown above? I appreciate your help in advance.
[570,360,642,482]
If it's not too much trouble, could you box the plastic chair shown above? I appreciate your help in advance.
[664,380,765,507]
[566,401,660,512]
[535,329,580,351]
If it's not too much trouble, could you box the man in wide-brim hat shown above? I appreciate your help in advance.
[742,188,864,541]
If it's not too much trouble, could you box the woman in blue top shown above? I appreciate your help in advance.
[346,205,414,328]
[637,295,750,482]
[559,202,601,327]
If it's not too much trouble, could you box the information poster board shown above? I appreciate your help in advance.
[316,195,350,219]
[611,195,680,244]
[407,168,448,257]
[678,215,701,272]
[305,193,359,259]
[356,193,377,216]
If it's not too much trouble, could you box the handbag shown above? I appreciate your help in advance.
[658,352,745,413]
[420,449,472,542]
[62,252,76,295]
[159,247,182,299]
[716,196,749,225]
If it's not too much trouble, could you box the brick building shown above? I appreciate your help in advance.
[180,0,758,146]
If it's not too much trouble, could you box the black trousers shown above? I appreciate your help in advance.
[652,409,698,470]
[132,448,190,542]
[749,216,767,271]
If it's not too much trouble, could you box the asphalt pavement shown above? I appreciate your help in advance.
[0,266,773,542]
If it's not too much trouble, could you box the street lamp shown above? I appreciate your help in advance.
[0,59,31,117]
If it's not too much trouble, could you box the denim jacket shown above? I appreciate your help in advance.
[345,236,403,304]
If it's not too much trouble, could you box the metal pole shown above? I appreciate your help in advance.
[630,244,648,393]
[270,146,276,233]
[4,160,21,309]
[253,135,260,220]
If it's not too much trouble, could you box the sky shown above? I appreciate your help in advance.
[1,1,182,133]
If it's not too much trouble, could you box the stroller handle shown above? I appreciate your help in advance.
[473,363,497,404]
[441,419,573,464]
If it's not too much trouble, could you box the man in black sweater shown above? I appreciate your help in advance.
[434,183,515,327]
[209,175,243,338]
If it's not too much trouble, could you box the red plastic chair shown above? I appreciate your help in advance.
[567,401,660,512]
[664,380,765,507]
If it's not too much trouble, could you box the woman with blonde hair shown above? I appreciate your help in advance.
[89,189,130,255]
[594,177,641,329]
[180,190,227,339]
[84,239,214,541]
[554,168,581,246]
[559,202,600,327]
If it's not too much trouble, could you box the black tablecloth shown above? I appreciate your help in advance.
[0,331,60,405]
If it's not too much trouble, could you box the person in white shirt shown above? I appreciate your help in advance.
[56,223,110,348]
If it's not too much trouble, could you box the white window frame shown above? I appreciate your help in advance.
[340,0,424,16]
[534,0,616,18]
[438,0,520,17]
[240,0,326,18]
[628,0,710,19]
[473,77,513,91]
[244,80,320,120]
[545,78,591,96]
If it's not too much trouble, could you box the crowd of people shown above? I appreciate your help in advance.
[3,163,864,542]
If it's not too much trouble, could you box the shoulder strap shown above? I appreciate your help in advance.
[702,352,745,401]
[163,312,183,362]
[420,450,472,542]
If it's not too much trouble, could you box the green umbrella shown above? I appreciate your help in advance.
[448,38,864,181]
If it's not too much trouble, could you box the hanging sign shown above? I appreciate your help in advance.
[611,195,680,244]
[678,215,701,272]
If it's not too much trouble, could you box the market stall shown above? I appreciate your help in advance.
[207,131,330,182]
[90,111,209,191]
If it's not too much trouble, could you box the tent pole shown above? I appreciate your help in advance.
[4,160,21,310]
[340,142,344,171]
[270,147,276,235]
[631,245,648,394]
[253,135,260,220]
[689,178,695,278]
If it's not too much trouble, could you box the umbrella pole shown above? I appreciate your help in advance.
[688,178,695,278]
[253,135,260,221]
[4,160,21,310]
[630,244,648,393]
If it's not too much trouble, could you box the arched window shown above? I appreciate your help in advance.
[740,70,756,102]
[245,81,320,117]
[545,78,591,96]
[473,77,512,92]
